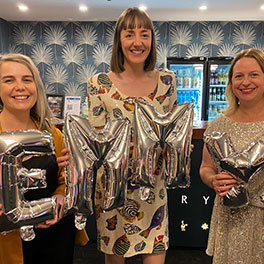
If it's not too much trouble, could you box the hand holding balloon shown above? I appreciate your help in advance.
[57,148,70,167]
[211,171,240,197]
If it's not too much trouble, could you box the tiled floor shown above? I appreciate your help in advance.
[74,241,212,264]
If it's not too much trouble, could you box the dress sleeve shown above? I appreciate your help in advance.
[87,75,107,128]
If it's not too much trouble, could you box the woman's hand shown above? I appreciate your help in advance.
[0,203,3,216]
[35,194,65,228]
[200,144,239,196]
[57,148,70,167]
[211,171,239,197]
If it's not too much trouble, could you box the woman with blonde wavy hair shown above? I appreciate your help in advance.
[0,53,88,264]
[200,48,264,264]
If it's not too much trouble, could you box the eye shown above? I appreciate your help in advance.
[3,78,12,83]
[23,77,34,83]
[233,74,243,79]
[251,72,260,77]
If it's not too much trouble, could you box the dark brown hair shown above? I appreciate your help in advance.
[110,7,156,73]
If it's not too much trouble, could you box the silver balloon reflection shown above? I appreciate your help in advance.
[64,115,130,230]
[205,131,264,208]
[133,101,193,190]
[0,130,57,241]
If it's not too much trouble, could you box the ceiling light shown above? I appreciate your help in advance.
[18,4,28,12]
[260,4,264,10]
[79,5,88,12]
[199,5,208,11]
[139,5,147,11]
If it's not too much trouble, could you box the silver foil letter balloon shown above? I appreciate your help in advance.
[205,132,264,208]
[165,102,193,188]
[133,101,193,189]
[0,130,57,241]
[64,115,130,230]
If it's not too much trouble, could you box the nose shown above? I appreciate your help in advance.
[133,34,142,46]
[15,80,26,90]
[241,76,251,86]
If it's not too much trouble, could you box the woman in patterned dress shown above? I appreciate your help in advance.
[200,48,264,264]
[86,7,177,264]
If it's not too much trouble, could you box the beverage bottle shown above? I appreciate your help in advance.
[223,69,228,85]
[212,106,218,119]
[193,105,198,121]
[208,105,213,121]
[177,70,183,88]
[192,70,198,88]
[221,87,225,101]
[209,87,213,101]
[214,72,219,85]
[175,70,179,88]
[216,88,221,101]
[218,69,223,84]
[190,91,195,103]
[177,90,182,103]
[212,87,216,101]
[210,72,214,85]
[184,70,191,88]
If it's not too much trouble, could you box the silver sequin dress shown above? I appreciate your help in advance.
[204,115,264,264]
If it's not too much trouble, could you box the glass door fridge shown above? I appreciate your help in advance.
[167,57,206,126]
[205,57,233,121]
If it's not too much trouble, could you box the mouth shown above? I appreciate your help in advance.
[131,50,144,54]
[12,95,30,100]
[238,87,256,94]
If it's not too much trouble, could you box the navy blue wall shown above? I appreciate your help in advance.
[3,20,264,101]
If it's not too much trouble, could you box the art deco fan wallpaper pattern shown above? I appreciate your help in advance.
[0,20,263,102]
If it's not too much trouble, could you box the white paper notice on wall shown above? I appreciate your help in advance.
[64,96,81,117]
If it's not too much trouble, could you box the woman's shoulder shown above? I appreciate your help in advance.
[88,72,113,95]
[205,115,225,133]
[88,72,110,85]
[158,68,175,78]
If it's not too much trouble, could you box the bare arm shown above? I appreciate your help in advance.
[200,144,239,196]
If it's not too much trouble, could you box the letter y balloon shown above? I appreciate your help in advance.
[63,115,131,230]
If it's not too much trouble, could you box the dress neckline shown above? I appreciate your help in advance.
[222,114,264,124]
[105,70,160,99]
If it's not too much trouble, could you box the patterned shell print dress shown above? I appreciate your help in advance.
[204,115,264,264]
[87,70,177,257]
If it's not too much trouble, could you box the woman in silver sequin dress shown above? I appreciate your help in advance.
[200,48,264,264]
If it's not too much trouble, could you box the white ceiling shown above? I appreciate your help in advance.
[0,0,264,22]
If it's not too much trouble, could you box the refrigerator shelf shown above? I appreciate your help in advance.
[209,84,227,88]
[209,100,228,104]
[177,88,200,91]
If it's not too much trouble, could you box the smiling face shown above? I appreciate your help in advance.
[120,19,152,68]
[231,57,264,106]
[0,61,37,115]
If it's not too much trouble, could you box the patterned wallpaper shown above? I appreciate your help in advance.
[1,20,264,102]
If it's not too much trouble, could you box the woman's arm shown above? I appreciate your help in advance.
[200,144,239,196]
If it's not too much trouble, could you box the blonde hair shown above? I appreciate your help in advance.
[225,48,264,116]
[0,53,54,132]
[110,7,156,73]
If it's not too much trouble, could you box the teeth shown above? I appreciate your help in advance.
[240,88,255,92]
[14,96,28,99]
[132,50,143,54]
